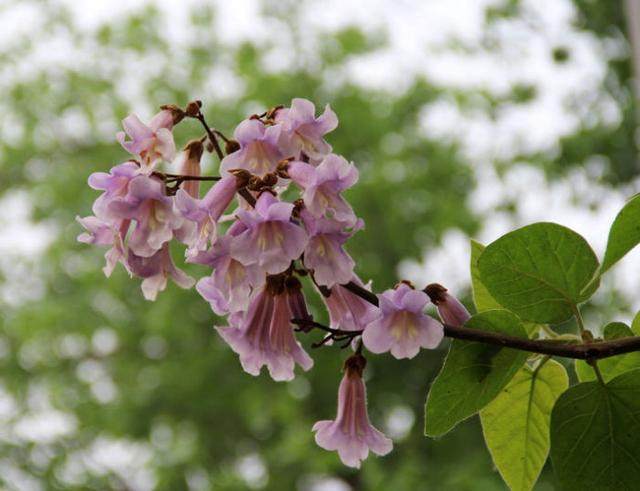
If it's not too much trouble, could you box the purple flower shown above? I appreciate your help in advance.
[88,161,139,221]
[192,235,263,315]
[76,215,129,277]
[285,276,313,326]
[288,154,358,224]
[301,212,358,288]
[275,98,338,162]
[215,275,313,381]
[107,174,183,257]
[116,110,177,173]
[231,192,308,275]
[313,354,392,468]
[424,283,471,327]
[220,119,285,177]
[127,244,195,301]
[322,276,378,332]
[175,175,239,256]
[362,283,443,359]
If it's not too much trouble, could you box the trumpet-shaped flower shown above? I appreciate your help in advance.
[127,244,195,301]
[193,235,262,315]
[362,283,443,359]
[322,276,378,332]
[116,109,177,173]
[220,119,285,177]
[313,354,392,468]
[301,212,358,287]
[216,275,313,381]
[231,192,308,275]
[288,154,358,224]
[175,174,239,256]
[107,174,183,257]
[275,98,338,162]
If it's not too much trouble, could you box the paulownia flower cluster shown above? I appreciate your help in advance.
[78,98,470,468]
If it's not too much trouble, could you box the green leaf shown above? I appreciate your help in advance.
[631,311,640,335]
[550,369,640,490]
[575,322,640,383]
[470,239,501,311]
[478,222,599,323]
[600,194,640,275]
[471,239,541,338]
[480,360,569,491]
[424,310,528,437]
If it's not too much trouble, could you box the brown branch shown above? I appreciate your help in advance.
[335,281,640,361]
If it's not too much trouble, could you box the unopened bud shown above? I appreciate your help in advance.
[262,173,278,187]
[160,104,186,126]
[185,100,202,117]
[225,139,240,155]
[228,169,252,189]
[424,283,470,327]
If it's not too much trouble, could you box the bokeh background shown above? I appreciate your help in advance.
[1,0,639,489]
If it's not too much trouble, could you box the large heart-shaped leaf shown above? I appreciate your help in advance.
[471,239,540,337]
[478,223,599,323]
[481,360,569,491]
[550,369,640,490]
[424,310,528,437]
[575,322,640,383]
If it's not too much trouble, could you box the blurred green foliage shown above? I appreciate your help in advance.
[0,0,637,489]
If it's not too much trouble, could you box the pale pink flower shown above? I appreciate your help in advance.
[76,215,129,277]
[117,109,177,173]
[175,175,240,256]
[107,174,183,257]
[301,211,359,287]
[127,243,195,301]
[362,283,443,359]
[175,139,204,198]
[220,119,285,177]
[231,192,308,275]
[275,98,338,162]
[215,275,313,381]
[313,354,392,468]
[192,234,263,315]
[288,154,358,225]
[322,276,378,332]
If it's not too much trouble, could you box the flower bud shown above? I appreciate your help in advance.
[225,139,240,155]
[179,139,204,198]
[424,283,470,327]
[185,100,202,117]
[159,104,186,126]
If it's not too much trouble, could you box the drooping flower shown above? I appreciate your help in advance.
[116,109,177,173]
[127,243,195,301]
[313,354,392,468]
[215,275,313,381]
[220,119,285,177]
[107,174,183,257]
[175,173,245,256]
[301,211,358,288]
[424,283,471,327]
[192,234,263,315]
[231,192,308,275]
[362,283,443,359]
[285,275,313,327]
[275,98,338,162]
[322,276,378,332]
[288,154,358,224]
[76,215,129,277]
